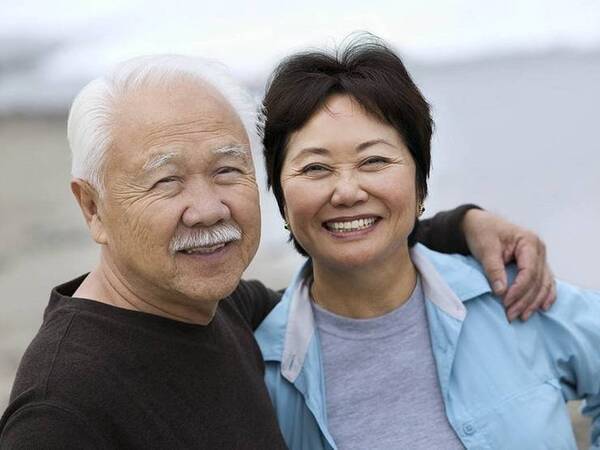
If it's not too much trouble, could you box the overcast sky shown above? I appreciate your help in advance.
[2,0,600,82]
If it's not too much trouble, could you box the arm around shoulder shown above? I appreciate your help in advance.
[415,204,480,255]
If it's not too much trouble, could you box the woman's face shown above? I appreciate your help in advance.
[280,94,418,271]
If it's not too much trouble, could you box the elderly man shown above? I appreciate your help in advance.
[0,55,552,448]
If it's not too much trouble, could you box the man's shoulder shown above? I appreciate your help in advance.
[8,277,160,413]
[0,399,105,449]
[225,279,282,331]
[229,279,276,299]
[9,301,118,402]
[2,298,117,445]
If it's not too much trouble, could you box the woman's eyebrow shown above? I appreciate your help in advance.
[356,139,395,152]
[289,147,329,164]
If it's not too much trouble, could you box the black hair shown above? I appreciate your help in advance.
[261,32,432,255]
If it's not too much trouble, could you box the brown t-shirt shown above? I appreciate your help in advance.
[0,276,286,449]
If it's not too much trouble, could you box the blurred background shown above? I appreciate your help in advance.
[1,0,598,446]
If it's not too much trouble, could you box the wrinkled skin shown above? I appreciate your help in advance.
[72,78,261,324]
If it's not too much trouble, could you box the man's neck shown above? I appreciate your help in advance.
[73,256,218,325]
[311,248,417,319]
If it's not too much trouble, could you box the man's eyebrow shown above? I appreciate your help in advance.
[142,152,180,173]
[212,144,251,162]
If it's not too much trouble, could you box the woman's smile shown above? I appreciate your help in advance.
[322,215,381,237]
[281,93,418,270]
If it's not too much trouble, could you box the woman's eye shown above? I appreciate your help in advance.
[363,156,389,166]
[301,164,329,174]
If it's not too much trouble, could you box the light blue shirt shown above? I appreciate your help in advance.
[255,244,600,450]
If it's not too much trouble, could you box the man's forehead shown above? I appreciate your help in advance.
[116,77,241,123]
[110,79,249,165]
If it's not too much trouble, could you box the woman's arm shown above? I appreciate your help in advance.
[534,281,600,449]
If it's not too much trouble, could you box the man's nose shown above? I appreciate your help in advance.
[181,181,231,228]
[330,171,368,207]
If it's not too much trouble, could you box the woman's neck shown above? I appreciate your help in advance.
[310,248,417,319]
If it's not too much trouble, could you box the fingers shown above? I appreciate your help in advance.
[542,279,557,311]
[462,209,555,321]
[503,239,538,309]
[506,286,536,322]
[518,268,554,321]
[481,253,509,297]
[504,234,555,321]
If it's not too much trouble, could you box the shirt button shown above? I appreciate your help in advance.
[463,423,475,435]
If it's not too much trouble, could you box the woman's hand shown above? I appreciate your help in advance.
[462,209,556,321]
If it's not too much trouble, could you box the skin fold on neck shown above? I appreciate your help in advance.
[73,251,218,325]
[310,246,417,319]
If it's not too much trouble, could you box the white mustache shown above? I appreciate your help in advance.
[169,222,242,254]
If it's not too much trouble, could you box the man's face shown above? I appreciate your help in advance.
[97,78,261,314]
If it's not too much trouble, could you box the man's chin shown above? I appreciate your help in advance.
[175,266,244,301]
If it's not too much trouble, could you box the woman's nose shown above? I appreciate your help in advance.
[330,171,368,207]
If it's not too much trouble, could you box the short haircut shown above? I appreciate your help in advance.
[67,54,260,194]
[261,33,433,255]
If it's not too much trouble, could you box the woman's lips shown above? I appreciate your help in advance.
[323,216,380,233]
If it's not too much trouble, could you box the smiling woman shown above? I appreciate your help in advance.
[281,94,419,296]
[255,33,600,449]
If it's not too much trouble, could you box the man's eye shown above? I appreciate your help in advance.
[158,176,179,183]
[153,176,180,188]
[216,166,243,175]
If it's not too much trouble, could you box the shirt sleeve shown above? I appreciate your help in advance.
[538,281,600,449]
[0,403,102,449]
[414,204,481,255]
[231,280,282,331]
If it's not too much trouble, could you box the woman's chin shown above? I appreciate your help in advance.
[312,241,411,274]
[316,252,385,273]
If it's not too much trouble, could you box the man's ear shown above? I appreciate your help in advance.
[71,179,108,245]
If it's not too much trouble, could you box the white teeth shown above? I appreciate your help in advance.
[183,243,226,254]
[327,217,376,232]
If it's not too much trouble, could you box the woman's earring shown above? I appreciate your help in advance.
[284,221,290,231]
[417,203,425,217]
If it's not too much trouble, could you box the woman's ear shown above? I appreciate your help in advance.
[283,204,290,230]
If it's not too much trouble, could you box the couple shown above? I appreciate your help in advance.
[1,35,598,449]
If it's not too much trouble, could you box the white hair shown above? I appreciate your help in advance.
[169,221,242,254]
[67,54,260,194]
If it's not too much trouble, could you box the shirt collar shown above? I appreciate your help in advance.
[255,244,493,382]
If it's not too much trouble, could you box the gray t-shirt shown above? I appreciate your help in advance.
[312,277,464,450]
